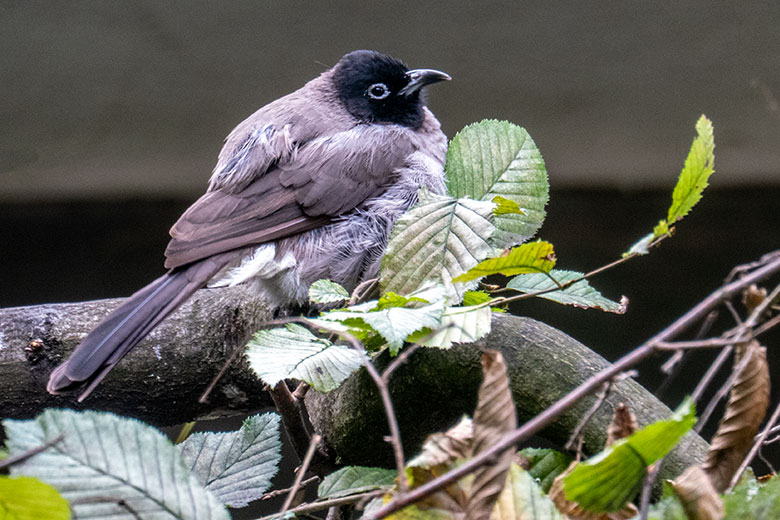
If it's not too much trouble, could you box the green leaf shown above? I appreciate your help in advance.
[381,190,496,300]
[179,413,282,508]
[507,269,628,313]
[408,304,492,349]
[246,323,366,392]
[318,466,397,499]
[491,195,526,216]
[724,471,780,519]
[452,240,555,284]
[492,464,564,519]
[376,292,428,310]
[518,447,573,493]
[446,119,549,247]
[563,397,696,512]
[646,496,689,520]
[3,409,229,519]
[309,279,350,304]
[318,287,446,355]
[667,115,715,225]
[0,476,70,520]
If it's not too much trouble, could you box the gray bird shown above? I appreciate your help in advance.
[47,50,450,399]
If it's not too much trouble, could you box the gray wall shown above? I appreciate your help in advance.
[2,1,779,200]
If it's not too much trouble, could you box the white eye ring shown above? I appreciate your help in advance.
[366,83,391,100]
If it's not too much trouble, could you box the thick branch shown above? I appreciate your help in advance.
[0,286,274,426]
[2,290,708,479]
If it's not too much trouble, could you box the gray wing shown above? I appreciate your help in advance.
[164,125,416,268]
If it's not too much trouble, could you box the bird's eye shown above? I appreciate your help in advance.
[366,83,391,100]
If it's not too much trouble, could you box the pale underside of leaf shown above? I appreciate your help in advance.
[318,466,397,499]
[445,120,549,247]
[179,413,282,508]
[245,324,366,392]
[408,417,475,469]
[493,464,565,520]
[381,191,496,300]
[3,409,229,519]
[507,270,627,314]
[308,279,350,304]
[413,304,492,349]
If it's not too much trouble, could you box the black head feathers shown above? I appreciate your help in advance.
[332,50,449,128]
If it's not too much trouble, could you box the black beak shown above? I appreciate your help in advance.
[399,68,451,96]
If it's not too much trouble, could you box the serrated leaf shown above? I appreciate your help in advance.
[518,448,573,493]
[563,397,696,512]
[445,119,549,247]
[492,464,564,520]
[0,476,70,520]
[309,279,350,304]
[462,291,493,306]
[319,286,446,355]
[3,409,229,519]
[408,304,492,349]
[507,269,627,314]
[491,196,526,216]
[667,115,715,224]
[245,323,366,392]
[376,292,429,310]
[453,241,555,284]
[179,413,282,508]
[318,466,397,499]
[381,190,496,300]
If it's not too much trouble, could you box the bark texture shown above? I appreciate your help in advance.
[1,292,708,481]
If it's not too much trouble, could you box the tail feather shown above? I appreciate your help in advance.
[47,256,229,400]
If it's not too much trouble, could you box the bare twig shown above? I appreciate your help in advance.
[564,371,636,453]
[0,435,64,470]
[728,401,780,492]
[280,434,322,515]
[367,252,780,519]
[261,476,320,500]
[257,490,385,520]
[639,464,662,520]
[695,349,753,434]
[691,346,733,403]
[268,381,313,463]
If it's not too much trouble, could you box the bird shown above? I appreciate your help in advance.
[47,50,450,400]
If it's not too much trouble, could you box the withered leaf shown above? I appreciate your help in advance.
[672,465,724,520]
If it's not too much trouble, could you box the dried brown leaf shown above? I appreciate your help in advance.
[742,284,767,313]
[606,404,639,447]
[465,350,517,520]
[548,461,638,520]
[672,466,724,520]
[407,417,475,469]
[702,340,770,492]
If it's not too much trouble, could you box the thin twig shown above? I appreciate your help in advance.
[261,476,320,500]
[256,491,385,520]
[639,464,662,520]
[0,435,64,470]
[695,349,753,434]
[728,400,780,492]
[268,380,313,463]
[564,372,636,453]
[280,434,322,515]
[367,252,780,519]
[691,346,733,403]
[382,343,423,381]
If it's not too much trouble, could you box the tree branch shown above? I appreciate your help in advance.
[0,285,274,426]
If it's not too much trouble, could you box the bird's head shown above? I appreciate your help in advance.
[332,50,450,128]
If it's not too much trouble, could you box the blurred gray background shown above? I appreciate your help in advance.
[2,2,780,515]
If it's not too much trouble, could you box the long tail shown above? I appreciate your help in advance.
[47,255,230,401]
